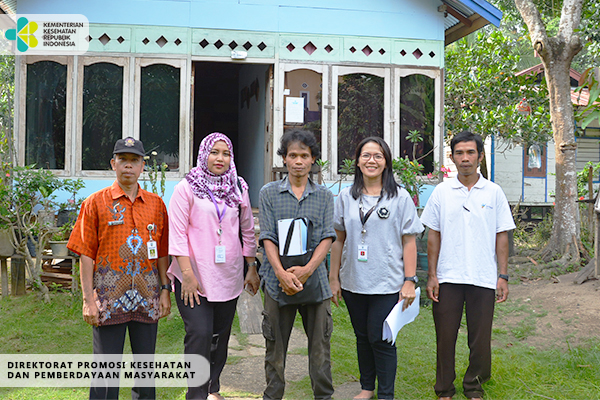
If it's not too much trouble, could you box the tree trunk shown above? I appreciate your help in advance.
[514,0,584,263]
[541,61,580,261]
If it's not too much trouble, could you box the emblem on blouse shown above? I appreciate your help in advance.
[377,207,390,219]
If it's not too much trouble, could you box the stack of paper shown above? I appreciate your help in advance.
[278,218,308,256]
[382,287,421,345]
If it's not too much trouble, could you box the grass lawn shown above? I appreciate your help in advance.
[1,289,599,399]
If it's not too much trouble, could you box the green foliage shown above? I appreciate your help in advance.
[143,151,168,197]
[445,29,552,146]
[338,158,355,176]
[51,223,73,242]
[491,0,599,71]
[513,210,553,251]
[391,130,427,201]
[575,68,600,131]
[577,161,600,198]
[0,56,14,141]
[392,157,423,201]
[316,159,330,174]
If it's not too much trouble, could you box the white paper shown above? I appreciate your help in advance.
[382,287,420,345]
[277,218,308,256]
[285,96,305,123]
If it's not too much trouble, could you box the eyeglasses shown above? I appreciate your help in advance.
[360,153,385,162]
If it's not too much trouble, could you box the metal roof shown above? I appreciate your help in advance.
[0,0,16,15]
[443,0,503,45]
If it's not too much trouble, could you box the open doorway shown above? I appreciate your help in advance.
[193,61,270,205]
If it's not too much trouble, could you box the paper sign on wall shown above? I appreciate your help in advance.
[285,97,305,124]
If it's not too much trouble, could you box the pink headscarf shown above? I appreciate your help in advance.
[185,132,248,208]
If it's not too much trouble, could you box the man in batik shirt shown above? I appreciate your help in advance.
[68,137,170,400]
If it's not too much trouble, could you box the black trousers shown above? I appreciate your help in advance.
[432,283,495,399]
[90,320,158,400]
[342,290,399,400]
[175,279,238,400]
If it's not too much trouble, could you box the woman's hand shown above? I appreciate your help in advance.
[243,265,260,295]
[330,278,342,307]
[400,281,416,311]
[181,269,203,308]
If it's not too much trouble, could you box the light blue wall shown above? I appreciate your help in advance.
[17,0,445,41]
[237,64,268,207]
[54,179,178,210]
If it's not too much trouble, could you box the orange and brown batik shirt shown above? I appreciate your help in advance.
[68,181,169,326]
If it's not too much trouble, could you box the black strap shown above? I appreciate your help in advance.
[359,194,383,227]
[283,217,313,256]
[237,178,244,243]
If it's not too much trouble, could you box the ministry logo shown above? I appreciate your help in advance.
[5,17,38,52]
[0,14,88,55]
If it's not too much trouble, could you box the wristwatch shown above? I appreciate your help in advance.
[404,275,419,284]
[160,284,172,292]
[498,274,509,281]
[247,261,258,268]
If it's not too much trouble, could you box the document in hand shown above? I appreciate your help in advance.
[278,218,308,256]
[382,287,420,345]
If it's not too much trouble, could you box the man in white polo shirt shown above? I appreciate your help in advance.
[420,131,515,400]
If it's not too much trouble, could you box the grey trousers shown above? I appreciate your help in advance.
[262,290,334,400]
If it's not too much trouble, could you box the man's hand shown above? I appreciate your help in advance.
[276,269,303,295]
[426,275,440,303]
[82,298,100,326]
[496,277,509,303]
[243,267,260,296]
[159,289,171,318]
[286,265,312,285]
[330,278,342,307]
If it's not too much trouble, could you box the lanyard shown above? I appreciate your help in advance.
[207,189,226,243]
[207,189,226,223]
[359,194,383,234]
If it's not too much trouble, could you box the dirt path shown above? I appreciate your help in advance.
[220,326,360,400]
[494,271,600,350]
[218,271,600,399]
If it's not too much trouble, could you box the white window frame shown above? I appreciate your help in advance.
[394,67,443,172]
[76,56,130,176]
[275,63,329,170]
[134,58,188,178]
[331,65,390,179]
[18,55,73,176]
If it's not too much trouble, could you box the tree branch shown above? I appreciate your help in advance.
[514,0,548,55]
[557,0,584,42]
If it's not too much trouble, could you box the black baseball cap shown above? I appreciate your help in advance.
[113,137,145,157]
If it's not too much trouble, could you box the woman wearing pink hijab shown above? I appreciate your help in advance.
[168,132,260,400]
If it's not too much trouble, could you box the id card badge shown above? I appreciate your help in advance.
[357,244,368,262]
[147,240,158,259]
[215,245,226,263]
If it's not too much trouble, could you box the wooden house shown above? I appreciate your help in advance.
[8,0,502,205]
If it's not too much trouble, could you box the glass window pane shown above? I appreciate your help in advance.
[283,69,322,149]
[140,64,180,171]
[399,74,435,173]
[26,61,66,169]
[82,62,123,170]
[337,73,383,169]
